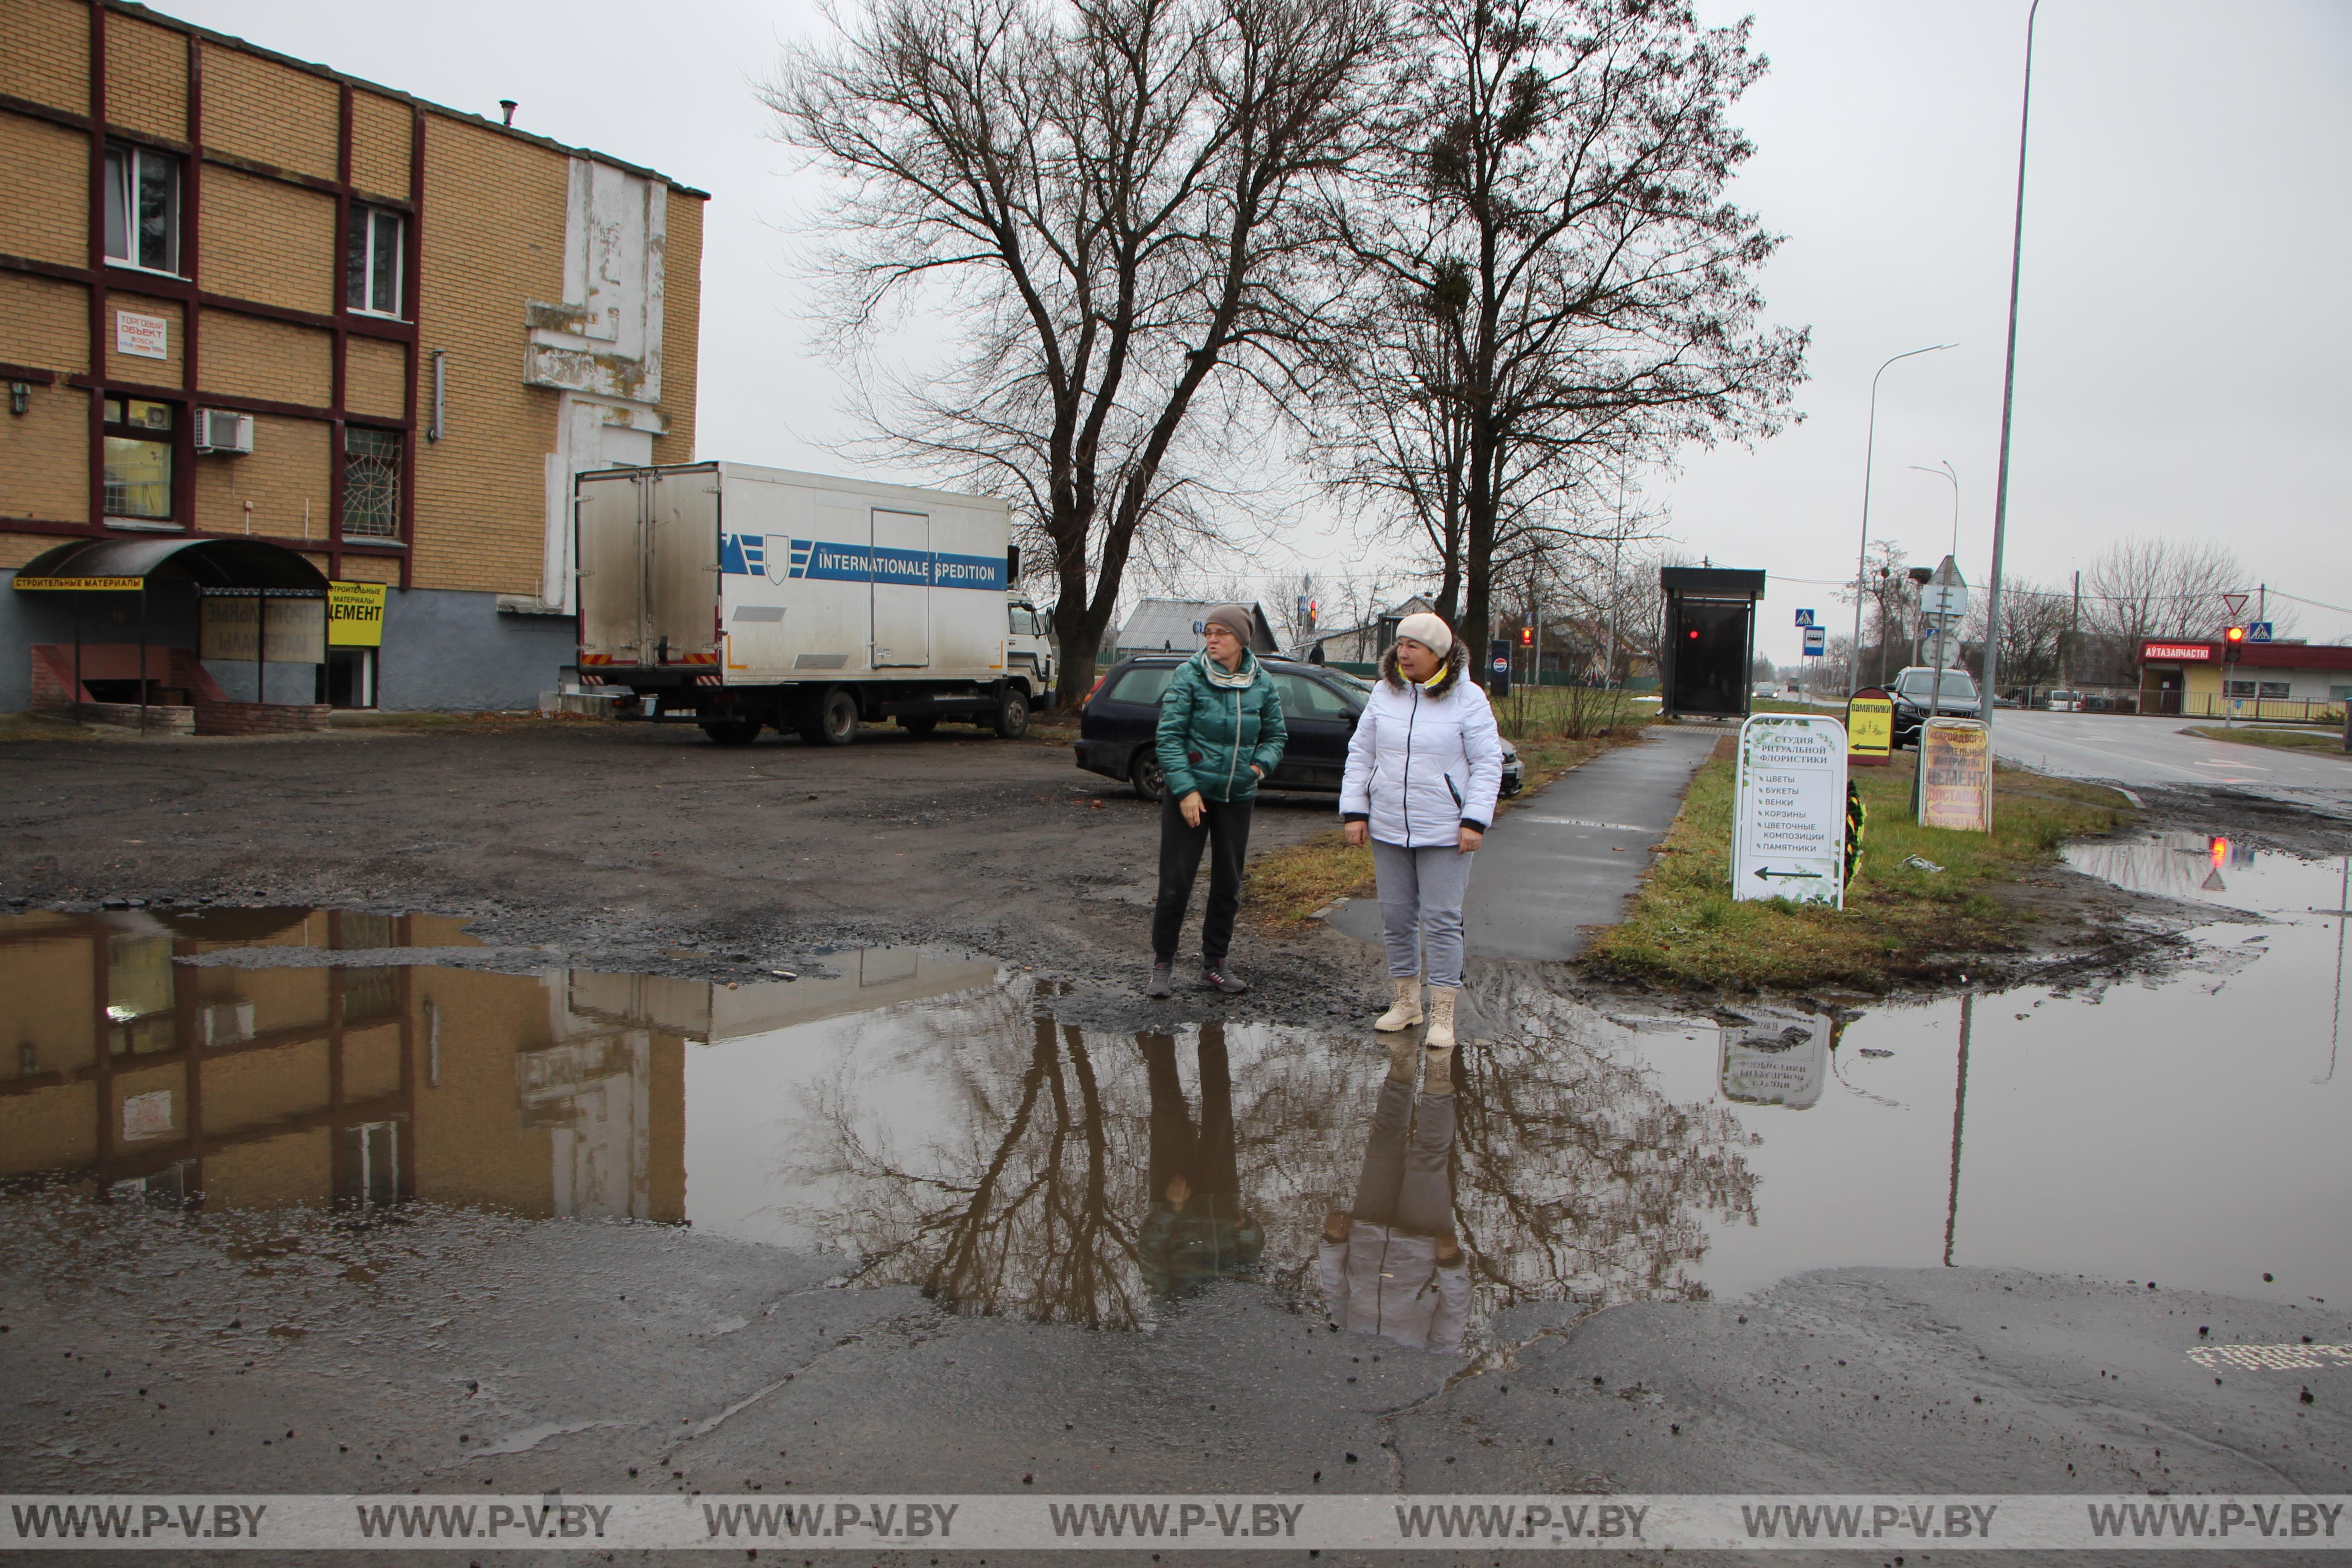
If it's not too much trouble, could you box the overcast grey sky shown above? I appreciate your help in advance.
[169,0,2352,658]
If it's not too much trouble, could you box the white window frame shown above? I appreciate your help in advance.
[347,205,406,319]
[103,142,182,277]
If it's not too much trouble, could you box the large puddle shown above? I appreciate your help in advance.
[3,833,2344,1345]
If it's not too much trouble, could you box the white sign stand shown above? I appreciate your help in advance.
[1733,714,1849,908]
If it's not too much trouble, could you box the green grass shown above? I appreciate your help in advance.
[1588,746,2128,993]
[1488,686,1657,741]
[2185,725,2350,756]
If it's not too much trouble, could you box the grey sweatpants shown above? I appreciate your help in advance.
[1350,1074,1455,1237]
[1372,839,1476,989]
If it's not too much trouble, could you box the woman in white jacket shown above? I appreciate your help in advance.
[1339,612,1503,1048]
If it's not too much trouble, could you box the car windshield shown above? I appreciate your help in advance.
[1897,671,1978,701]
[1322,669,1373,695]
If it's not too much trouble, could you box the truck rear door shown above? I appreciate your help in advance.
[577,470,646,666]
[870,507,930,667]
[647,467,720,667]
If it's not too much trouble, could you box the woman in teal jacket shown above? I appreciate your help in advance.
[1147,605,1286,997]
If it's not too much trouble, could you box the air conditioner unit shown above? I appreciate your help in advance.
[193,408,255,455]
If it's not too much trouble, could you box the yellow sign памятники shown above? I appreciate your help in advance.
[1845,689,1893,766]
[327,582,387,647]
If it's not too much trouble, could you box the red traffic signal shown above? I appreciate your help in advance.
[1519,625,1534,646]
[2223,625,2246,662]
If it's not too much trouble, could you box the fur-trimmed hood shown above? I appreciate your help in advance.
[1380,637,1469,697]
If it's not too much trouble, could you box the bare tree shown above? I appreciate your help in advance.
[1961,575,2069,690]
[2081,537,2247,644]
[770,0,1394,708]
[1314,0,1807,676]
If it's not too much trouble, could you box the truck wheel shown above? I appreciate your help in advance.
[803,687,858,746]
[1130,750,1165,802]
[898,716,937,737]
[991,684,1030,739]
[699,719,761,746]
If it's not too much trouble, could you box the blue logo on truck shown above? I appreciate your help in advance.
[720,537,1005,591]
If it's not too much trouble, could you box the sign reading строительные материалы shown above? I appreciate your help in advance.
[1733,714,1848,909]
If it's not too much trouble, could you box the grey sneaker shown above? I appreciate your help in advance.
[1146,961,1176,999]
[1198,963,1250,995]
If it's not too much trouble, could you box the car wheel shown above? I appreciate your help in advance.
[991,684,1030,739]
[1130,750,1165,802]
[698,719,761,746]
[899,716,937,737]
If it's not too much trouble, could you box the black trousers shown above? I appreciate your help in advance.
[1151,790,1254,967]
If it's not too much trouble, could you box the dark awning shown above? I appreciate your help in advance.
[12,537,330,593]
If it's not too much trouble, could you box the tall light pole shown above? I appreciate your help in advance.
[1851,344,1955,694]
[1910,461,1960,721]
[1980,0,2044,752]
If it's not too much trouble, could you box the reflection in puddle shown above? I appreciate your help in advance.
[3,856,2347,1349]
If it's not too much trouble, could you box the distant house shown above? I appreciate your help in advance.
[1114,599,1279,658]
[1304,596,1437,665]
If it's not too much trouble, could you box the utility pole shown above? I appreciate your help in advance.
[1980,0,2044,759]
[2065,569,2080,688]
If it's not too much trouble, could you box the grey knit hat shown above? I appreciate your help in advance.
[1202,603,1254,641]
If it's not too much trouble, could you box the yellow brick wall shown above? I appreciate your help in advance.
[0,381,89,524]
[0,532,71,569]
[343,333,408,419]
[409,112,567,595]
[0,116,91,268]
[190,412,328,540]
[196,307,331,407]
[102,290,182,387]
[202,1128,330,1210]
[349,90,411,202]
[196,166,336,314]
[197,41,338,180]
[0,0,91,115]
[652,188,704,465]
[0,271,90,373]
[334,552,400,584]
[0,1083,98,1177]
[103,14,186,142]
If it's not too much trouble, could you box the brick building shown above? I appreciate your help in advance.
[0,0,705,713]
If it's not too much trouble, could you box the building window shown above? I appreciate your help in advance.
[103,143,181,274]
[346,206,405,317]
[2257,681,2290,700]
[2224,680,2255,697]
[102,397,175,521]
[342,426,401,538]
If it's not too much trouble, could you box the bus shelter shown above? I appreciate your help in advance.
[1658,566,1766,719]
[11,537,332,734]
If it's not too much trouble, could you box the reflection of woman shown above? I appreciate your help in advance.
[1138,1026,1264,1298]
[1148,606,1287,997]
[1318,1033,1467,1353]
[1339,612,1503,1047]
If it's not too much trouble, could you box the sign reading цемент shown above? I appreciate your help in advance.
[1733,714,1848,908]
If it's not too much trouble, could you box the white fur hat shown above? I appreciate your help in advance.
[1395,612,1454,658]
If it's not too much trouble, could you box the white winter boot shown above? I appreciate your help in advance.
[1423,986,1459,1050]
[1374,976,1425,1032]
[1422,1038,1457,1096]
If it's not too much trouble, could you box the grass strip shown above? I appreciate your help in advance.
[1586,745,2129,993]
[2184,725,2350,756]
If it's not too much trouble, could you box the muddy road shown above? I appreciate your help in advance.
[0,720,1382,1028]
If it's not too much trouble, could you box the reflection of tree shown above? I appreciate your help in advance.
[805,1006,1151,1330]
[799,978,1757,1340]
[1447,978,1758,1315]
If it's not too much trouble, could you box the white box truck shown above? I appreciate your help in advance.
[575,462,1055,745]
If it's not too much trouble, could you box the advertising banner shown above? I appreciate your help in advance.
[327,582,387,647]
[1845,689,1892,766]
[201,597,327,664]
[1918,717,1992,832]
[1733,714,1848,907]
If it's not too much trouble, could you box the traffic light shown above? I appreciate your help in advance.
[2223,625,2246,663]
[1307,598,1318,629]
[1519,624,1534,647]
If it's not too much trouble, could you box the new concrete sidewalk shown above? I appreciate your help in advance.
[1327,723,1722,963]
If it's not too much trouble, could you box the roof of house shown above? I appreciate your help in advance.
[1117,599,1279,653]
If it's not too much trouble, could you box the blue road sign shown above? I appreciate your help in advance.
[2248,621,2273,643]
[1802,626,1826,657]
[1794,608,1816,627]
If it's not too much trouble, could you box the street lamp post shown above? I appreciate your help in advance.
[1981,0,2045,754]
[1851,344,1955,695]
[1909,461,1960,722]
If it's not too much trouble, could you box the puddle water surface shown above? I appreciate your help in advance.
[3,845,2344,1348]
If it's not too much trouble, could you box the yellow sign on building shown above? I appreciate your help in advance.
[328,582,388,647]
